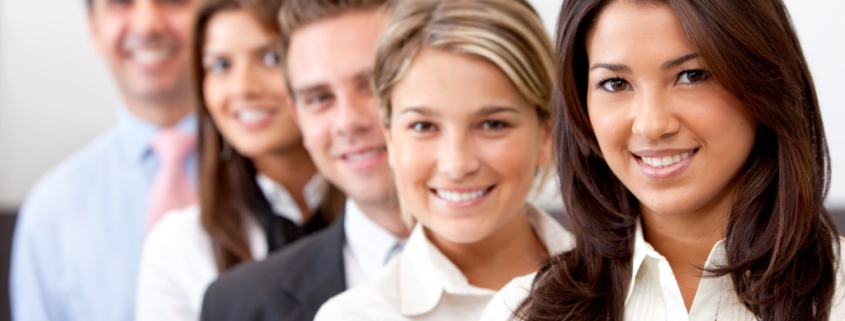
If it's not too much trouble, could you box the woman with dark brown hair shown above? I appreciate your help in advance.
[134,0,344,320]
[482,0,843,320]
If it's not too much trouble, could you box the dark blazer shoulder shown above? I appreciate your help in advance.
[200,213,347,321]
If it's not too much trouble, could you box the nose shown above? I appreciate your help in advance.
[231,62,263,99]
[333,92,376,138]
[631,88,680,141]
[131,0,167,36]
[437,131,481,180]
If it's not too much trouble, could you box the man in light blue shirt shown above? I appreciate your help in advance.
[10,0,200,320]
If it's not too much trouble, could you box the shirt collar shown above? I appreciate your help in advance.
[626,220,728,304]
[343,199,406,280]
[398,204,572,316]
[255,173,327,225]
[116,107,197,164]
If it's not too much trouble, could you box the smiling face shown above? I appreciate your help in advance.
[286,10,393,206]
[202,10,301,158]
[585,1,756,219]
[385,48,551,244]
[88,0,198,105]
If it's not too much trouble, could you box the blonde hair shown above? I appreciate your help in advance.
[373,0,554,126]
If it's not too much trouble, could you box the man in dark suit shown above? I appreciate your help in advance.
[199,1,409,320]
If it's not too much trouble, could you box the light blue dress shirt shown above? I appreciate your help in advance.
[10,108,198,321]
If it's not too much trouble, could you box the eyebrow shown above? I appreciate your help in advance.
[293,84,330,99]
[661,53,699,70]
[589,53,701,72]
[398,105,520,116]
[292,69,373,98]
[202,42,278,61]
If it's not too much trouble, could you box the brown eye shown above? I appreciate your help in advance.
[600,79,630,92]
[677,69,710,84]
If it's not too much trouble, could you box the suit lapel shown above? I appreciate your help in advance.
[277,211,347,316]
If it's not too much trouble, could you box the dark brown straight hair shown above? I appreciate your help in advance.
[517,0,839,320]
[192,0,345,272]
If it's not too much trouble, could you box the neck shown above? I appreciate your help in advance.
[354,198,410,238]
[124,92,195,127]
[428,204,548,290]
[252,144,318,220]
[641,189,734,312]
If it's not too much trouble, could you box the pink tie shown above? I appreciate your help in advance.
[146,128,198,232]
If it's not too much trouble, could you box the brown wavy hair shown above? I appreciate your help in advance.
[516,0,839,320]
[192,0,345,272]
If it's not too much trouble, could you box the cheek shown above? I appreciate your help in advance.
[168,11,197,42]
[296,114,325,153]
[203,80,226,115]
[389,134,431,185]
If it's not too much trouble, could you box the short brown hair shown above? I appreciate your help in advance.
[277,0,391,73]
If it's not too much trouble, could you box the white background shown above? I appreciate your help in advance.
[0,0,843,212]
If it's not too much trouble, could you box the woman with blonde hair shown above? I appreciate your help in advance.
[314,0,573,319]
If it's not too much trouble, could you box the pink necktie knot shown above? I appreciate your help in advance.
[151,128,196,166]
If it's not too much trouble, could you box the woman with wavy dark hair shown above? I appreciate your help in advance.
[135,0,344,320]
[482,0,843,320]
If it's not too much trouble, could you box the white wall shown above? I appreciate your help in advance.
[0,0,843,211]
[0,0,118,210]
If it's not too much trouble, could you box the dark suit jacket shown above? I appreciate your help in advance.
[200,213,347,321]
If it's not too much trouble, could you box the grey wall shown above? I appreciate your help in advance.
[0,0,844,211]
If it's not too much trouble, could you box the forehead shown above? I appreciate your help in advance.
[587,1,692,65]
[393,49,530,115]
[204,11,273,52]
[88,0,199,14]
[286,10,388,89]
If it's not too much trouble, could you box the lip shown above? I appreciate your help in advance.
[233,108,278,130]
[633,148,698,179]
[429,185,496,209]
[340,146,387,171]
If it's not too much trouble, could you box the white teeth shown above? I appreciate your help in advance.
[345,148,381,162]
[436,189,487,203]
[641,151,691,168]
[237,109,271,123]
[132,48,172,64]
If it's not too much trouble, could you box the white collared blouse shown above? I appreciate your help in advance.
[314,204,574,321]
[481,224,845,321]
[135,174,327,321]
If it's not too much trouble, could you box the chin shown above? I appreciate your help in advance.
[428,219,489,244]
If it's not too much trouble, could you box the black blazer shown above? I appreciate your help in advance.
[199,213,347,321]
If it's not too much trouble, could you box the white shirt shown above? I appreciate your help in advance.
[135,174,325,321]
[342,199,407,288]
[316,205,574,321]
[481,224,845,321]
[256,173,327,225]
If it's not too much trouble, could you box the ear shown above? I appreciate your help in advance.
[87,8,104,55]
[287,96,301,127]
[537,120,553,167]
[379,120,395,169]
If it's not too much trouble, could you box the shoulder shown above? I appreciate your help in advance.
[479,273,535,321]
[142,206,205,256]
[138,205,214,288]
[203,217,346,310]
[314,281,396,321]
[315,256,404,321]
[828,236,845,318]
[16,128,120,233]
